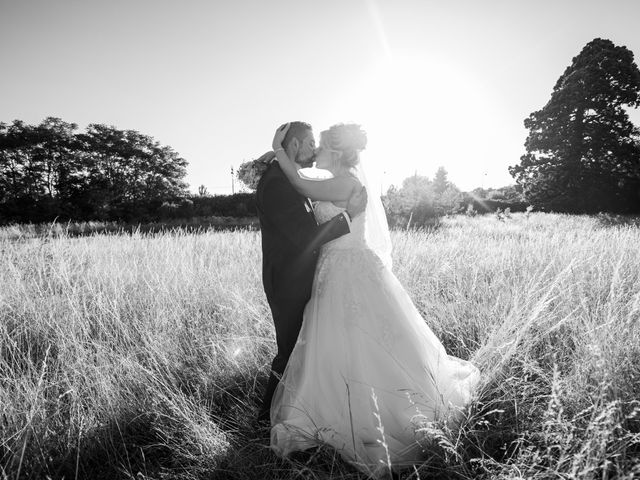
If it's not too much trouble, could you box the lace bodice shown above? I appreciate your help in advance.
[313,201,366,250]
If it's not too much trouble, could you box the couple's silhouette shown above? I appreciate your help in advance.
[256,122,480,477]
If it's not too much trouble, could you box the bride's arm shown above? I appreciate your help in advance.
[272,125,360,202]
[274,150,360,202]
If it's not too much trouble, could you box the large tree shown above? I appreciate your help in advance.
[510,38,640,213]
[0,118,188,222]
[0,121,32,203]
[78,124,188,218]
[0,118,82,219]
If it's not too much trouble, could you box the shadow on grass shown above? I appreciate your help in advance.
[1,357,515,479]
[53,397,230,480]
[205,370,487,480]
[22,369,263,480]
[203,370,369,480]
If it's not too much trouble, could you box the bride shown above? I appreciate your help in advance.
[269,123,480,477]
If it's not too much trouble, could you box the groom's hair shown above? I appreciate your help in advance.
[282,121,312,150]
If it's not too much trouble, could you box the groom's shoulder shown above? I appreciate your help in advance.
[260,162,288,189]
[257,162,279,198]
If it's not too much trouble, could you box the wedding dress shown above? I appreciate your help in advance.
[270,200,480,476]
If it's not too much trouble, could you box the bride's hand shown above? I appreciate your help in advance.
[272,123,291,151]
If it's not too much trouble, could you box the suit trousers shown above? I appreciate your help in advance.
[261,291,309,414]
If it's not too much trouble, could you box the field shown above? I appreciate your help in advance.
[1,213,639,479]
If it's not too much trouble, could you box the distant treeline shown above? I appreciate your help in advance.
[7,36,640,230]
[0,118,520,228]
[157,193,256,220]
[0,118,189,223]
[382,169,527,228]
[0,116,525,228]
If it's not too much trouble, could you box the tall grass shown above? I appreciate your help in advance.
[1,213,639,479]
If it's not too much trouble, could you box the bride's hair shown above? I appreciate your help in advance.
[321,123,367,169]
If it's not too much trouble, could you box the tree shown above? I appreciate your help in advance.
[509,38,640,213]
[485,185,524,203]
[32,118,80,199]
[0,118,84,220]
[1,118,189,222]
[436,185,463,214]
[433,166,450,196]
[384,174,434,227]
[461,185,528,214]
[33,118,85,217]
[431,166,463,214]
[0,121,31,204]
[77,124,188,219]
[384,169,465,226]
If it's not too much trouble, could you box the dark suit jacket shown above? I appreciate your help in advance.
[256,162,350,306]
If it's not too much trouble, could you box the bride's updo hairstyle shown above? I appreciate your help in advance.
[322,123,367,169]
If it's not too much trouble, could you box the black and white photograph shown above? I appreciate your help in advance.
[1,1,640,479]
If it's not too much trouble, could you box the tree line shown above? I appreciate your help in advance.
[384,169,527,228]
[387,37,640,219]
[2,38,639,225]
[0,118,188,223]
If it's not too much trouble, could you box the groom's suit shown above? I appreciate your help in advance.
[256,161,351,414]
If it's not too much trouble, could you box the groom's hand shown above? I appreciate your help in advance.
[346,186,367,220]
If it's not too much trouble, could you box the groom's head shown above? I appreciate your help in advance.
[281,121,315,168]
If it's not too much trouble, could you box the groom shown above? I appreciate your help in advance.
[256,121,367,422]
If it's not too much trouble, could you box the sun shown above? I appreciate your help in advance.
[330,51,501,192]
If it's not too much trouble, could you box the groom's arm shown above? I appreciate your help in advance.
[306,210,351,255]
[262,175,350,252]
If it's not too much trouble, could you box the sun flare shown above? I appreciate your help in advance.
[331,51,502,192]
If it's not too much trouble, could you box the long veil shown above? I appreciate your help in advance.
[355,159,392,269]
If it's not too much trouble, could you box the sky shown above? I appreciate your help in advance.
[1,0,640,194]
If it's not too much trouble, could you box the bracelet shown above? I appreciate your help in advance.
[274,148,284,154]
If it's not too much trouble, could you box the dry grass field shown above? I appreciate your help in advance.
[1,213,639,479]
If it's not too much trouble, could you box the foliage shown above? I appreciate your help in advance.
[461,185,529,214]
[1,214,639,478]
[384,167,463,228]
[385,174,436,227]
[0,117,188,223]
[0,117,81,220]
[470,185,524,203]
[158,193,257,220]
[510,38,640,213]
[385,171,528,227]
[433,166,449,196]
